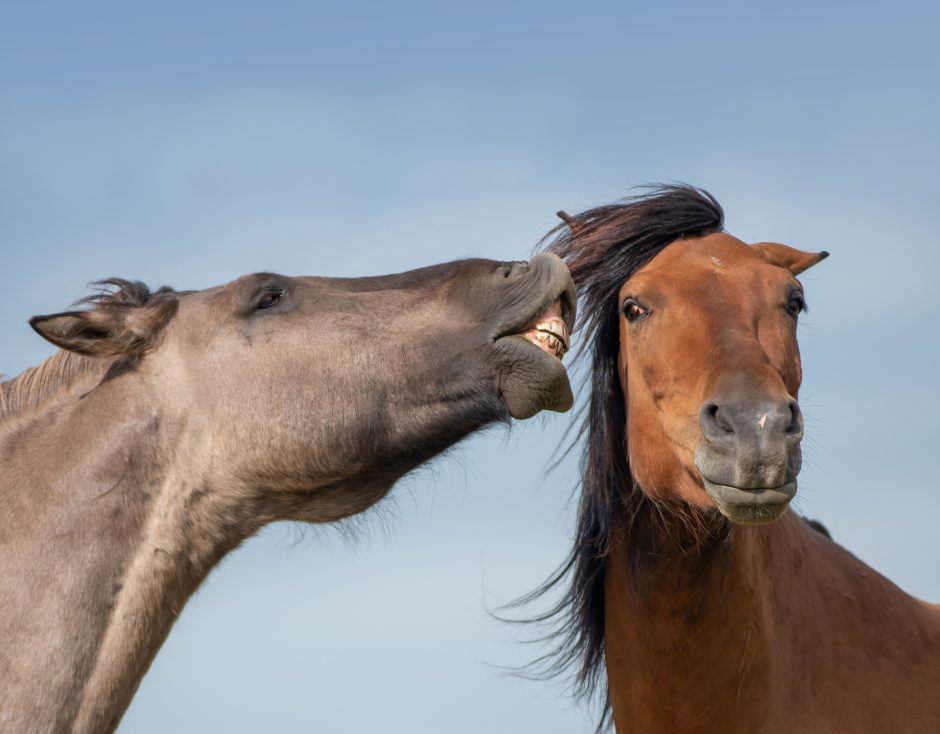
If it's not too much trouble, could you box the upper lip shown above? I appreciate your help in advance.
[703,479,795,492]
[497,277,577,344]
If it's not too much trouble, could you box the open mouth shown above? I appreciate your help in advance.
[491,252,577,419]
[518,299,570,360]
[494,252,576,360]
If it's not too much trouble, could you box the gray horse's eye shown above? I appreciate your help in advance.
[255,290,283,311]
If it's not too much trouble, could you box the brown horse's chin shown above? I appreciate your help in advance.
[701,478,797,525]
[494,335,573,419]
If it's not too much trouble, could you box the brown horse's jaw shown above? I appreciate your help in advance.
[701,477,797,525]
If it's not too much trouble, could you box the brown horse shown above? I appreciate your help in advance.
[529,186,940,732]
[0,256,575,733]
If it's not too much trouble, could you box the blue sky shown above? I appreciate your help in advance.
[2,2,938,732]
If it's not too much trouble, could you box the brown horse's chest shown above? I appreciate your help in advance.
[602,520,940,733]
[603,539,777,734]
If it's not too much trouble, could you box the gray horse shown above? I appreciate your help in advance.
[0,254,575,733]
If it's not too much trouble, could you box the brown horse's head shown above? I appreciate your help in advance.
[618,233,826,524]
[553,186,827,527]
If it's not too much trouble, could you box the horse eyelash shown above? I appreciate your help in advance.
[255,288,285,311]
[786,295,807,319]
[621,298,650,322]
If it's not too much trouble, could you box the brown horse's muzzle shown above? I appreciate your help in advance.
[694,392,803,525]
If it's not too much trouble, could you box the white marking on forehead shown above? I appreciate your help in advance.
[711,256,723,269]
[758,413,768,429]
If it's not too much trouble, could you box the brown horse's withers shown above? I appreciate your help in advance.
[531,186,940,733]
[0,255,575,733]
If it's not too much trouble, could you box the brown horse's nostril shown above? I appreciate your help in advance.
[700,402,736,448]
[785,400,803,437]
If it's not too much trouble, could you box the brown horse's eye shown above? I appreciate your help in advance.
[786,294,805,318]
[622,299,649,323]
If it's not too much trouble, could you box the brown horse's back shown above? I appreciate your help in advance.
[780,521,940,733]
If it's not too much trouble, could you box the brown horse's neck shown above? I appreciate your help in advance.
[0,369,260,734]
[604,502,940,734]
[605,509,778,733]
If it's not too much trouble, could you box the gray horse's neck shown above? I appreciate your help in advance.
[0,370,254,733]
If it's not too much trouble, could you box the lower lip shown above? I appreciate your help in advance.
[703,479,797,505]
[703,479,797,523]
[498,333,566,362]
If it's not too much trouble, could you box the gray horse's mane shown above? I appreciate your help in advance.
[1,279,174,425]
[0,350,101,424]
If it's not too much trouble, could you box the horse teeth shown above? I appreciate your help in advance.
[524,314,571,358]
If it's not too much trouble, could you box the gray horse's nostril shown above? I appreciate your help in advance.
[507,260,529,278]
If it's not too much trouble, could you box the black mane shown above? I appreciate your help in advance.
[517,185,725,728]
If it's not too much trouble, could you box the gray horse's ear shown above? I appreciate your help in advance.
[753,242,830,276]
[30,284,178,357]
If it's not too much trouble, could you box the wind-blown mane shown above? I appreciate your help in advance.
[1,279,174,424]
[517,185,725,728]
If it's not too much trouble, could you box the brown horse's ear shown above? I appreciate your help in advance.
[30,284,178,357]
[557,210,586,236]
[753,242,830,276]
